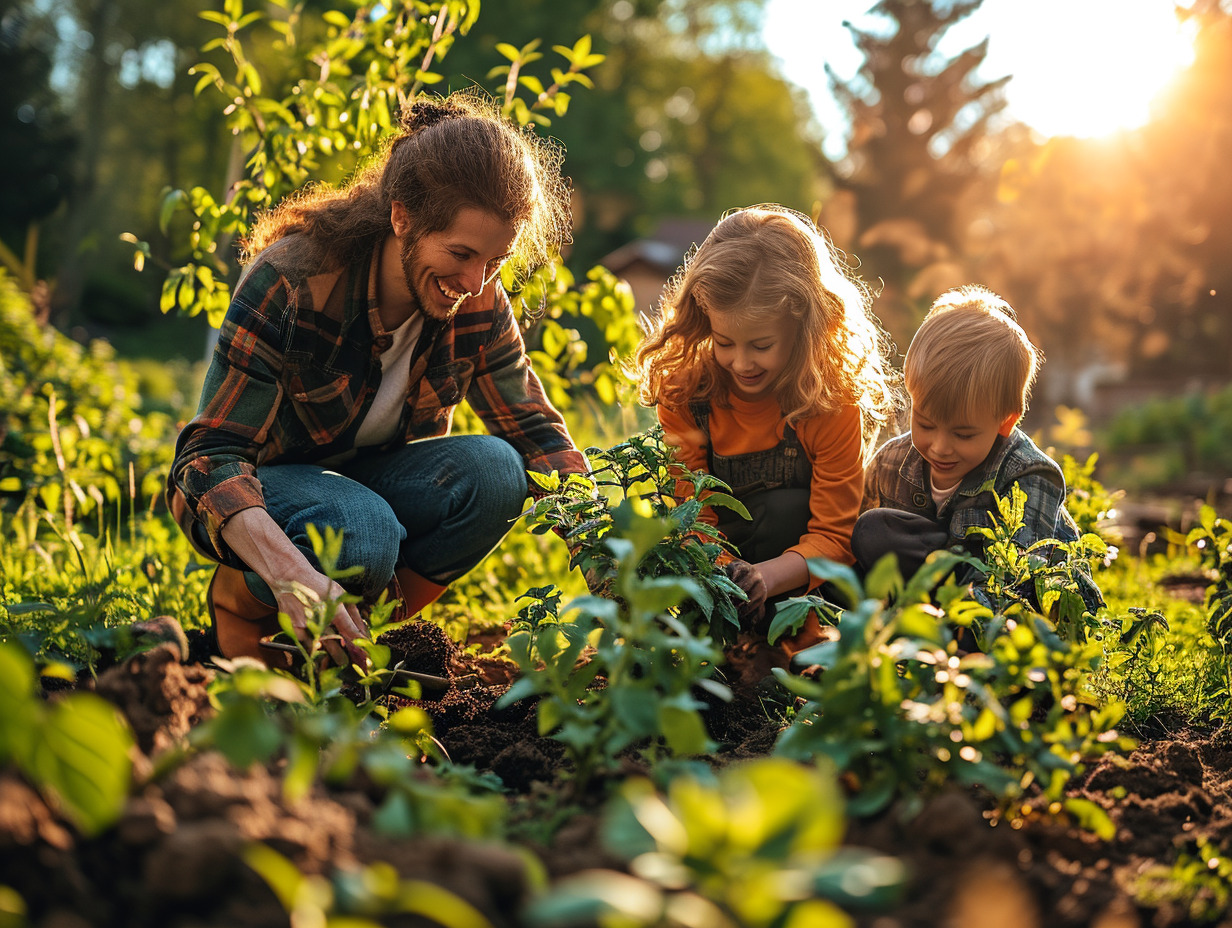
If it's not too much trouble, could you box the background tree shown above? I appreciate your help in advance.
[441,0,827,269]
[1133,0,1232,380]
[0,6,80,315]
[824,0,1008,345]
[2,0,234,341]
[965,1,1232,411]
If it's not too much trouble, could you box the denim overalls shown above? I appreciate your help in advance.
[689,402,812,564]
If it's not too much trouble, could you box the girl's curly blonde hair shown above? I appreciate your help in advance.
[634,205,900,448]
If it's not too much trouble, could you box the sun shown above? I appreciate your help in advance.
[993,0,1198,138]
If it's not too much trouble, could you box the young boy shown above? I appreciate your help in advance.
[852,285,1102,613]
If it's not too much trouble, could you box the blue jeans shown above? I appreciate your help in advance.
[243,435,528,605]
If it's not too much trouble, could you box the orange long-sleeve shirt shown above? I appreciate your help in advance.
[658,395,864,568]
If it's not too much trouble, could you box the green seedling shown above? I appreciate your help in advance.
[526,757,904,928]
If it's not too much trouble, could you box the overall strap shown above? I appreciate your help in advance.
[688,401,710,434]
[687,401,713,470]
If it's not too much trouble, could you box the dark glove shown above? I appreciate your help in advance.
[724,558,767,628]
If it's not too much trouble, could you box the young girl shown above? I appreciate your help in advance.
[635,205,898,649]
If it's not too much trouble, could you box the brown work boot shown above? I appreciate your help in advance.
[207,565,290,668]
[388,567,448,622]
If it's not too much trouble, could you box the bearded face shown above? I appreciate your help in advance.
[396,208,517,323]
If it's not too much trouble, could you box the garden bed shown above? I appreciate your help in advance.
[4,617,1230,928]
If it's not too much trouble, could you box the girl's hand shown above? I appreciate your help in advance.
[724,558,768,626]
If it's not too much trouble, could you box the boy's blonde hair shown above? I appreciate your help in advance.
[635,205,898,443]
[904,285,1040,423]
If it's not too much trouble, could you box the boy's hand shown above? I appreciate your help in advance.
[724,558,767,626]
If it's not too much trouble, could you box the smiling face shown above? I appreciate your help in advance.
[910,405,1018,491]
[395,204,516,322]
[707,310,797,401]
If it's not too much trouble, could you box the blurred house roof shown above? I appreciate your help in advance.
[600,218,715,318]
[600,218,715,275]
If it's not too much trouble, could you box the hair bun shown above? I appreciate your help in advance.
[400,98,461,133]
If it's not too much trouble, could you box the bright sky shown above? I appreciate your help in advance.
[763,0,1199,158]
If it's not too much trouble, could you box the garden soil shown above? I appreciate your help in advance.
[4,622,1231,928]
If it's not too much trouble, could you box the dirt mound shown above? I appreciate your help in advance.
[4,620,1229,927]
[93,642,214,757]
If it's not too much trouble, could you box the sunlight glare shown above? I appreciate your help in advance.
[762,0,1201,149]
[974,1,1197,138]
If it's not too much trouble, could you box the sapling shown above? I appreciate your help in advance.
[500,500,732,794]
[772,553,1133,822]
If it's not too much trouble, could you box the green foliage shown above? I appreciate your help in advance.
[0,270,176,522]
[1087,550,1226,723]
[526,758,904,928]
[194,654,507,838]
[964,484,1108,642]
[0,641,134,836]
[1060,451,1125,546]
[1,271,210,668]
[521,263,642,415]
[1132,837,1232,926]
[525,427,750,644]
[185,526,506,838]
[497,503,731,792]
[1101,386,1232,491]
[142,0,606,327]
[1183,505,1232,718]
[1,497,213,669]
[772,555,1132,821]
[244,842,505,928]
[487,32,605,128]
[0,884,25,928]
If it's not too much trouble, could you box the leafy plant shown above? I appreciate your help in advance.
[190,650,509,837]
[772,555,1133,821]
[1132,837,1232,925]
[0,271,176,524]
[526,758,904,928]
[1088,549,1226,723]
[1059,450,1125,548]
[498,500,731,793]
[244,842,504,928]
[964,484,1108,643]
[1183,505,1232,718]
[525,426,750,645]
[172,525,507,837]
[0,641,134,836]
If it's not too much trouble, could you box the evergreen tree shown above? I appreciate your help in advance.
[826,0,1007,340]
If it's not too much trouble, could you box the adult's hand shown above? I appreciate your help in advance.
[724,557,768,627]
[221,507,369,667]
[270,567,368,667]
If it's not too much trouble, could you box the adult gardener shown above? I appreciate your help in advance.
[167,92,586,667]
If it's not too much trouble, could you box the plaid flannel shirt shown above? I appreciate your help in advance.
[167,234,587,564]
[862,427,1104,611]
[861,428,1075,548]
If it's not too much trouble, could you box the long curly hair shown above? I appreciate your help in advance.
[635,205,900,447]
[241,90,571,279]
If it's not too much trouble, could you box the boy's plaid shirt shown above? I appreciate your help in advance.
[862,428,1078,550]
[862,427,1104,612]
[167,234,586,564]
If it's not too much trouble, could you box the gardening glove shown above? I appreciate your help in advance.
[724,557,767,629]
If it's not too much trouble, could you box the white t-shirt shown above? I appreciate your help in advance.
[930,476,957,511]
[354,312,424,449]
